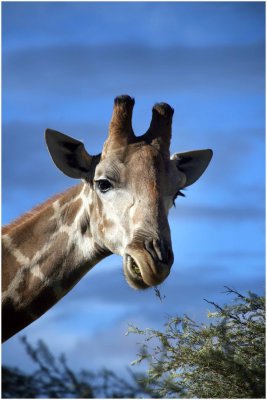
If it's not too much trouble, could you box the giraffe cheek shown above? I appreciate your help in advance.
[103,228,125,256]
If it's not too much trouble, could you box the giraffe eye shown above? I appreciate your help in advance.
[96,179,113,193]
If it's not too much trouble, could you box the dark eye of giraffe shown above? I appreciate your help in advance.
[96,179,113,193]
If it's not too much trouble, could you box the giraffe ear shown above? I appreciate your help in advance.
[45,129,100,180]
[171,149,213,187]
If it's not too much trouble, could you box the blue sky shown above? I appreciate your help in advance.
[2,2,265,376]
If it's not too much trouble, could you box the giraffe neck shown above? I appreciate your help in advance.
[2,183,110,342]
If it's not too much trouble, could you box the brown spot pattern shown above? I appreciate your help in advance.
[62,199,82,226]
[38,232,69,277]
[10,209,58,259]
[2,184,83,235]
[80,214,91,237]
[2,246,21,292]
[103,216,114,230]
[59,184,83,206]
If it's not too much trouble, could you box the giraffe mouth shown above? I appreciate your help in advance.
[130,257,142,277]
[124,252,171,290]
[124,255,150,289]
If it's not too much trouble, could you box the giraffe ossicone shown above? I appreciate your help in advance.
[2,95,212,342]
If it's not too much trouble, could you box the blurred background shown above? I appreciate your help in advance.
[2,2,265,377]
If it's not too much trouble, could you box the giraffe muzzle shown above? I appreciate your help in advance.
[123,239,173,289]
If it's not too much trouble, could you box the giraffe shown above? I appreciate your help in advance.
[2,95,212,342]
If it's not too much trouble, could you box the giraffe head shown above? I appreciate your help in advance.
[45,95,212,289]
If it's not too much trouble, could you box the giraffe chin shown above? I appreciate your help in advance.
[123,254,171,290]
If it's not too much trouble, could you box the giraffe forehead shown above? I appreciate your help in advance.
[127,145,165,170]
[96,144,168,183]
[95,157,124,181]
[126,145,172,192]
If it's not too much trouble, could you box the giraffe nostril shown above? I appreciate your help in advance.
[160,239,168,262]
[160,240,173,265]
[144,239,158,262]
[153,239,164,262]
[144,238,172,265]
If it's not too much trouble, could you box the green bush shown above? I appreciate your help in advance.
[128,287,265,398]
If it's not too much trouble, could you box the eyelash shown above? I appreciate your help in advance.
[173,190,185,206]
[95,179,113,193]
